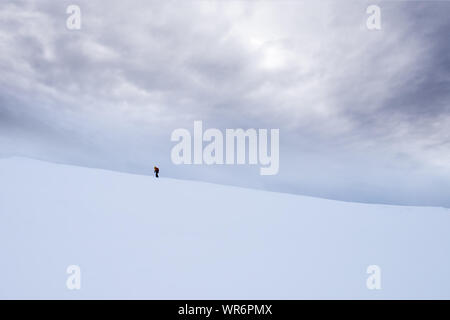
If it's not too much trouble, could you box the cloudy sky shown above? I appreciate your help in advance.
[0,0,449,207]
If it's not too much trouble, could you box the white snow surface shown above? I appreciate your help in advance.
[0,157,449,299]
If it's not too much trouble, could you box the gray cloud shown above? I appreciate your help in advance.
[0,0,449,206]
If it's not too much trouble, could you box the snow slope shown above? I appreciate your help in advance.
[0,157,449,299]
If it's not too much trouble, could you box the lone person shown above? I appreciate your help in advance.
[154,166,159,178]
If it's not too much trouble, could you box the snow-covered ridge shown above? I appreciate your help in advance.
[0,157,449,299]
